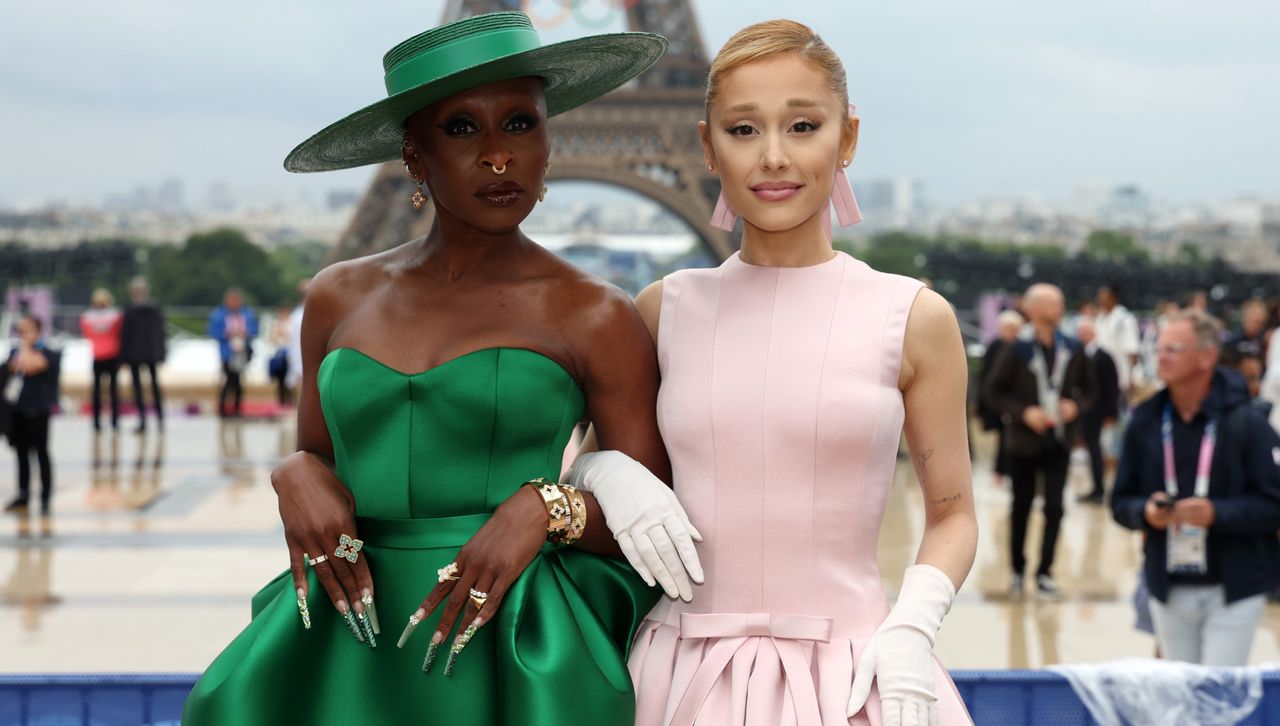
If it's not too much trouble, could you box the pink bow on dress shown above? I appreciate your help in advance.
[710,103,863,240]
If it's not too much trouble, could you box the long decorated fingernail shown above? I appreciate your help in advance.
[444,621,479,677]
[357,610,377,648]
[362,590,380,635]
[337,601,364,644]
[296,588,312,630]
[398,609,424,649]
[422,631,444,673]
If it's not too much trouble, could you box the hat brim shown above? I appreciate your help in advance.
[284,32,667,173]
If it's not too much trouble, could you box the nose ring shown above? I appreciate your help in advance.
[491,164,507,175]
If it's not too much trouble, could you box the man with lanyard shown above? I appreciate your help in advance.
[1111,309,1280,665]
[984,283,1096,599]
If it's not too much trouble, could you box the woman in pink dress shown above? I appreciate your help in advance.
[567,19,978,726]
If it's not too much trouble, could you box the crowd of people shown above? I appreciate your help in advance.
[78,277,168,433]
[2,277,309,515]
[978,282,1280,668]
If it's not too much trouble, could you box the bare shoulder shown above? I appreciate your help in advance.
[536,254,653,362]
[303,251,400,334]
[556,264,646,335]
[905,287,959,337]
[308,257,375,310]
[900,287,964,389]
[634,279,664,343]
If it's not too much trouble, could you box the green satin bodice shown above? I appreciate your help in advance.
[319,346,585,518]
[183,347,657,725]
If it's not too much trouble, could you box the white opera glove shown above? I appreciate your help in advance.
[847,564,957,726]
[566,450,704,601]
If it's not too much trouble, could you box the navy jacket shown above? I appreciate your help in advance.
[1084,346,1121,421]
[1111,367,1280,604]
[982,332,1096,458]
[977,338,1010,431]
[0,364,9,440]
[120,302,167,364]
[7,342,61,416]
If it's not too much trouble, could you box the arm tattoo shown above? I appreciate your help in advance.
[930,493,964,506]
[913,448,935,480]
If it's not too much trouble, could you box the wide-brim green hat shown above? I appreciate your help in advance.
[284,12,667,173]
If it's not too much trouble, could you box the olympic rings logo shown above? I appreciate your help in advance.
[521,0,641,31]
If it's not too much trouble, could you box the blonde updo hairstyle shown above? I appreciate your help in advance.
[91,288,114,308]
[705,19,850,122]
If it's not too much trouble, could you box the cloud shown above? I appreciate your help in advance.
[1025,44,1280,117]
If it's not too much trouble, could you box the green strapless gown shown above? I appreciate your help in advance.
[183,347,659,725]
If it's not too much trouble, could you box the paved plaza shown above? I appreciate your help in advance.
[2,414,1280,673]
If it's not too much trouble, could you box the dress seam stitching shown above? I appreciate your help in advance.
[405,373,413,517]
[549,362,574,477]
[812,257,846,596]
[482,350,500,510]
[707,271,722,614]
[759,268,779,611]
[853,273,897,615]
[659,274,687,440]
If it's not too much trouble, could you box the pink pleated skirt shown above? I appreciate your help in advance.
[629,612,974,726]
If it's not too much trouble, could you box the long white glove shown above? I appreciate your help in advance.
[566,450,704,601]
[847,564,957,726]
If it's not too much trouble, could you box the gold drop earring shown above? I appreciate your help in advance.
[403,139,429,210]
[403,161,428,210]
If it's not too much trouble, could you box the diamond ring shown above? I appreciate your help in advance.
[437,562,460,583]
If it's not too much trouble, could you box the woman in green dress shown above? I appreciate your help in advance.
[183,12,684,725]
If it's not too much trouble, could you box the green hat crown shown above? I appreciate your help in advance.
[381,13,541,96]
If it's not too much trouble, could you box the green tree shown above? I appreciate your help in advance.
[270,240,332,303]
[851,231,933,276]
[1085,229,1150,263]
[148,227,288,307]
[1176,241,1204,266]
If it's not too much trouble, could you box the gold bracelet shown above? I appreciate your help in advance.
[552,484,587,546]
[525,478,571,541]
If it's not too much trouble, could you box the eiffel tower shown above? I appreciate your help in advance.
[330,0,734,262]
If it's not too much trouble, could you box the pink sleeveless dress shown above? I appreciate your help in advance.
[629,251,973,726]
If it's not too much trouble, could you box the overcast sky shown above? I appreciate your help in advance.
[2,1,1278,209]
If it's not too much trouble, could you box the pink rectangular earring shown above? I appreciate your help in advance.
[708,163,738,232]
